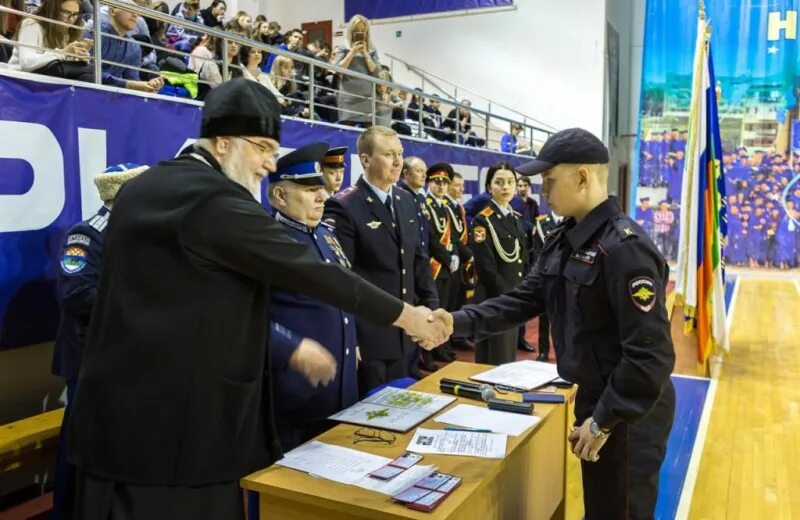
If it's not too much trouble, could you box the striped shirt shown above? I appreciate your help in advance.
[653,210,675,233]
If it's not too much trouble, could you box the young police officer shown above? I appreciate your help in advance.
[447,128,676,519]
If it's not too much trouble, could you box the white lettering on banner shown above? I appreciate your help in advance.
[768,11,797,41]
[0,121,65,232]
[78,128,107,219]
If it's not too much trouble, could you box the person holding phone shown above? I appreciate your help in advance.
[333,14,381,126]
[8,0,93,81]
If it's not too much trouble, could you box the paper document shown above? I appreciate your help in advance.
[407,428,507,459]
[470,359,560,390]
[353,464,436,495]
[434,404,541,436]
[276,441,389,485]
[330,387,456,432]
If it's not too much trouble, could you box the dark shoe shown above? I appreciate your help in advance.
[518,340,535,352]
[536,351,549,361]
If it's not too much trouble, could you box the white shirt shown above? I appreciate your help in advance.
[492,200,513,217]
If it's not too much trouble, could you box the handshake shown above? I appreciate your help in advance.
[394,304,453,350]
[288,304,453,388]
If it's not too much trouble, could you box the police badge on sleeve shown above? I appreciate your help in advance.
[61,246,88,274]
[629,277,656,312]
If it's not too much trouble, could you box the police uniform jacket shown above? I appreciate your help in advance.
[269,212,358,426]
[67,147,404,487]
[469,201,529,301]
[324,176,438,361]
[396,180,430,253]
[453,197,675,430]
[52,207,109,382]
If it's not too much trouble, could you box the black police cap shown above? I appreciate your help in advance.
[268,142,330,186]
[201,79,282,141]
[517,128,609,176]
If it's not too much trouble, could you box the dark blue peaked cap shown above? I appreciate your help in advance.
[268,142,330,185]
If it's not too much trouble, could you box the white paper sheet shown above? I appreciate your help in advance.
[352,464,436,495]
[275,441,390,485]
[470,359,560,390]
[407,428,507,459]
[434,404,542,436]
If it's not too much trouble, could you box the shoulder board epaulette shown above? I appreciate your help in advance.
[512,210,522,217]
[537,214,548,221]
[88,212,109,232]
[611,216,638,240]
[334,185,358,200]
[478,206,494,218]
[319,219,335,231]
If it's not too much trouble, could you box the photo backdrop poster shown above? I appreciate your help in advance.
[635,0,800,269]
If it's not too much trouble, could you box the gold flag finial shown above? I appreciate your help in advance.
[698,0,706,20]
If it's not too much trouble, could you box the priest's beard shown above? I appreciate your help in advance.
[220,140,260,198]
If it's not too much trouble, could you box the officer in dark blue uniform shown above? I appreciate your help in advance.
[265,142,359,451]
[51,163,149,520]
[324,126,439,394]
[450,128,675,520]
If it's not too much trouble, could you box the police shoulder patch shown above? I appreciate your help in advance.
[61,246,88,274]
[629,276,656,312]
[473,225,487,243]
[66,233,92,247]
[478,206,494,218]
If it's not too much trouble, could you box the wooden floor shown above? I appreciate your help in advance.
[566,278,800,520]
[688,278,800,519]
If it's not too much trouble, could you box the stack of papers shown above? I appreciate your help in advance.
[470,359,560,390]
[329,387,456,432]
[407,428,507,459]
[434,404,541,436]
[276,441,436,495]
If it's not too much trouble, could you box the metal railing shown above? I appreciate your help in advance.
[0,0,555,152]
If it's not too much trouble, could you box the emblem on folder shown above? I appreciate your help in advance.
[367,221,382,230]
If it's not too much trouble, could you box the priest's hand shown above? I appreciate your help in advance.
[288,338,337,388]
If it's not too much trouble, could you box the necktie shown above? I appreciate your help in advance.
[385,196,394,220]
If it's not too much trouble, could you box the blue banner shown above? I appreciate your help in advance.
[0,74,525,350]
[634,0,800,270]
[344,0,513,21]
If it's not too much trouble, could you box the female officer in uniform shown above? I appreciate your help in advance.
[469,161,528,365]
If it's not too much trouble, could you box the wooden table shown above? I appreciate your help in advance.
[242,361,575,519]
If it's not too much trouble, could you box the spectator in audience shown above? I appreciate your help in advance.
[265,20,282,45]
[165,0,203,53]
[189,31,240,96]
[263,27,302,73]
[8,0,93,81]
[254,13,265,25]
[375,69,394,127]
[228,10,251,32]
[238,44,280,96]
[270,54,308,118]
[501,123,521,153]
[82,0,149,39]
[334,14,381,126]
[199,0,225,29]
[84,0,163,92]
[406,89,425,123]
[252,20,270,44]
[0,0,24,62]
[443,99,485,147]
[143,0,169,64]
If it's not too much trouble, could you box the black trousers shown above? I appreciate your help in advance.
[475,328,518,365]
[538,313,551,355]
[276,419,335,452]
[578,381,676,520]
[73,471,244,520]
[428,275,453,359]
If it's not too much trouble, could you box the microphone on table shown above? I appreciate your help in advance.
[439,378,496,402]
